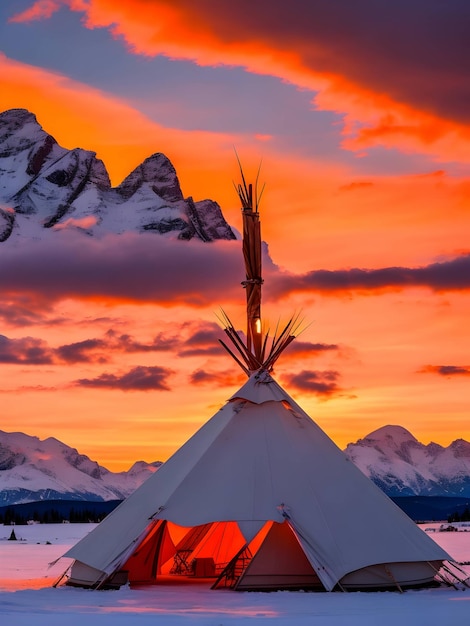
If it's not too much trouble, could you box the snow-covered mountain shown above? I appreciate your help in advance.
[1,425,469,506]
[0,108,236,243]
[344,425,470,497]
[0,429,161,506]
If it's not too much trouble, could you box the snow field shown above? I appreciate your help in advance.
[0,522,469,625]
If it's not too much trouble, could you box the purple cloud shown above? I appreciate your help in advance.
[56,338,109,363]
[419,365,470,377]
[0,232,244,307]
[282,369,343,398]
[189,367,246,388]
[75,365,174,391]
[0,320,236,368]
[282,340,339,358]
[268,254,470,298]
[177,321,226,357]
[0,298,53,327]
[0,335,54,364]
[3,228,469,310]
[104,330,177,353]
[174,0,470,124]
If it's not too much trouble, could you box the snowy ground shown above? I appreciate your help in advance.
[1,522,469,625]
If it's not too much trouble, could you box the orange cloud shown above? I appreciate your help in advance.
[75,364,175,391]
[267,254,470,303]
[419,365,470,377]
[8,0,63,22]
[281,369,345,399]
[317,78,470,164]
[189,367,246,388]
[10,1,470,164]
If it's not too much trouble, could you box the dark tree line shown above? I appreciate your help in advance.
[0,499,121,525]
[0,507,108,525]
[448,507,470,523]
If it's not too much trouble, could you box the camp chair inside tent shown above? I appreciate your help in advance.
[170,523,212,575]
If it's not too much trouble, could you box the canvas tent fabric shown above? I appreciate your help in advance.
[60,369,451,592]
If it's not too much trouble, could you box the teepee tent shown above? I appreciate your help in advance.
[57,168,464,592]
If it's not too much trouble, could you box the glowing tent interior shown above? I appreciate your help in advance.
[56,169,467,592]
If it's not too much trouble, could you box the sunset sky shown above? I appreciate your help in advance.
[1,0,470,471]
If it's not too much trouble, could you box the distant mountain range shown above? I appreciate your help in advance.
[0,108,236,243]
[0,429,161,506]
[344,425,470,498]
[1,425,469,507]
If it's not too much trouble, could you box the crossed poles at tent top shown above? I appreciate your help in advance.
[217,159,306,376]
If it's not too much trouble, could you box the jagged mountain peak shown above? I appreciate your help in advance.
[0,107,35,122]
[117,153,183,203]
[0,108,40,137]
[449,439,470,458]
[0,107,236,243]
[127,460,163,477]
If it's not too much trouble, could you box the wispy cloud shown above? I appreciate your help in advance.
[8,0,64,23]
[0,335,54,364]
[419,364,470,377]
[56,338,110,364]
[75,365,174,391]
[268,254,470,298]
[281,340,340,358]
[177,321,226,357]
[0,298,56,327]
[0,321,231,367]
[281,369,345,398]
[189,367,246,388]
